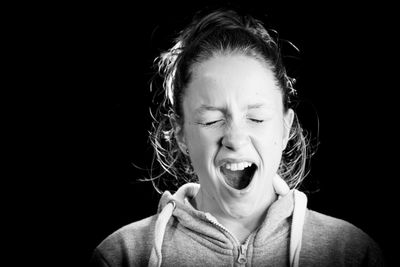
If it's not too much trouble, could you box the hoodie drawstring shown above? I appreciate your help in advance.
[273,174,308,266]
[148,200,176,267]
[290,190,308,267]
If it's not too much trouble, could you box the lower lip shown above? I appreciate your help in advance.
[218,167,256,195]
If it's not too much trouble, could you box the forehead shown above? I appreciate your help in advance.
[185,54,282,110]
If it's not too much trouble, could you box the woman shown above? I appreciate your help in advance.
[91,9,384,266]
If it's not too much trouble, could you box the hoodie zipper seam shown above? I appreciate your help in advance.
[205,213,252,264]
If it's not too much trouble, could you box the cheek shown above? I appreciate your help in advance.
[256,137,282,160]
[253,121,283,145]
[253,123,284,168]
[185,126,220,168]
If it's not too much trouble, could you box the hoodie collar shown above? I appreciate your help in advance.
[254,189,295,246]
[158,183,233,249]
[152,182,306,267]
[158,183,296,245]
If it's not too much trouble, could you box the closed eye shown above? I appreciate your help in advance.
[249,118,264,123]
[199,120,223,126]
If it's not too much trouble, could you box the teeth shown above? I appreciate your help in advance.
[223,162,252,171]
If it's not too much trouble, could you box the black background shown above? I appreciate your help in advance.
[16,0,397,266]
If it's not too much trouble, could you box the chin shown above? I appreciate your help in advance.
[217,173,274,214]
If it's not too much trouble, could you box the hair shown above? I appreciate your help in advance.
[147,8,311,194]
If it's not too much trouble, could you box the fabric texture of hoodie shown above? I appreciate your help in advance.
[91,183,384,266]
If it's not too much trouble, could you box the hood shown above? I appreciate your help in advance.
[148,177,307,267]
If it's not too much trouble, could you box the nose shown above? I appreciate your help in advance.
[221,122,250,151]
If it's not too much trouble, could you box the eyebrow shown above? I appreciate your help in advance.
[195,103,266,114]
[195,105,226,115]
[247,103,265,110]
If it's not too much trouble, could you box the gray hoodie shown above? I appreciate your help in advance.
[91,183,384,266]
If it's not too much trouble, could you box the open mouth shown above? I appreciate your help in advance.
[220,162,257,190]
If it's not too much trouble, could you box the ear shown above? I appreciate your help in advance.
[171,116,188,155]
[282,108,294,151]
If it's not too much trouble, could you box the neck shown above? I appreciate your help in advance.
[193,189,277,244]
[216,207,270,243]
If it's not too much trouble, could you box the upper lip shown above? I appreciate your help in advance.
[217,158,257,168]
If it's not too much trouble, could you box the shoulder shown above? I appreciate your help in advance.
[305,209,363,237]
[100,215,157,249]
[301,209,384,266]
[90,215,157,267]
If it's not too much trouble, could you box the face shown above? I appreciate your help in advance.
[178,54,293,218]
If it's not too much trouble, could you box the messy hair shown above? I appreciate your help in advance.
[148,8,311,193]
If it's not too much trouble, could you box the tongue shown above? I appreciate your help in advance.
[221,168,251,190]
